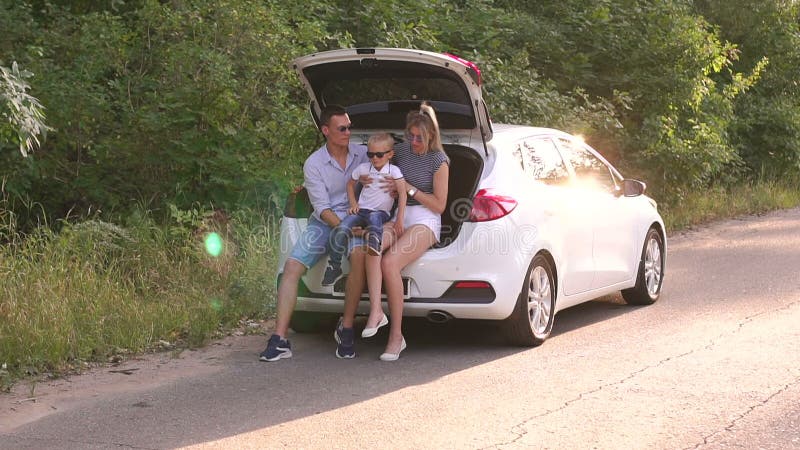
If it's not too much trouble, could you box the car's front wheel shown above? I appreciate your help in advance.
[622,227,665,305]
[505,254,556,346]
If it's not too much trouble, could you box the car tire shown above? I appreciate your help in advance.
[505,254,556,347]
[622,227,665,305]
[289,311,339,333]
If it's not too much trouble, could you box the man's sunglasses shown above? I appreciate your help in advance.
[367,151,390,158]
[336,125,353,132]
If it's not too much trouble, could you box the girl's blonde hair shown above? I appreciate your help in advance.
[405,101,443,152]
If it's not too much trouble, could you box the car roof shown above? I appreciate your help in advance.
[489,124,571,141]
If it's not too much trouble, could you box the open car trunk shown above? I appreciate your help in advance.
[287,49,491,248]
[294,48,492,140]
[283,144,483,248]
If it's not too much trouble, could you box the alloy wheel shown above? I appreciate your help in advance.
[644,236,662,296]
[528,265,553,335]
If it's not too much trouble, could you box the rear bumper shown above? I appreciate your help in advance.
[282,220,531,321]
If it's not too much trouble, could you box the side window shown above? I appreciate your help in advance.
[521,138,570,184]
[556,138,617,191]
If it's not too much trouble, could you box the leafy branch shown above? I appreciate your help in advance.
[0,61,52,157]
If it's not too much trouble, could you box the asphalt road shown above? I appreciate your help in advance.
[2,208,799,449]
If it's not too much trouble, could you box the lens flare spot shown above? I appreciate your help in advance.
[209,297,222,311]
[204,232,223,257]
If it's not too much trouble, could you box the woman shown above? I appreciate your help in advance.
[337,103,449,361]
[380,103,449,360]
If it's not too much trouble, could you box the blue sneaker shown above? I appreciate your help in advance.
[259,334,292,361]
[334,325,355,359]
[321,264,343,286]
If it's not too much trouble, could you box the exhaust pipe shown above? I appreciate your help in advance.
[426,310,454,324]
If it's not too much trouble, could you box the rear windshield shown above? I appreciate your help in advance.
[323,77,465,106]
[303,60,476,130]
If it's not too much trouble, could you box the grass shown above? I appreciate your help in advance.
[1,177,800,389]
[660,177,800,232]
[0,206,280,389]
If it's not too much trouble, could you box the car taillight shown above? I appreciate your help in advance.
[467,189,517,222]
[453,281,492,289]
[441,280,496,301]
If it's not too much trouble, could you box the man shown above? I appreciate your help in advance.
[259,105,367,361]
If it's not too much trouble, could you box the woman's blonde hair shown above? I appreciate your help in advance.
[405,101,443,152]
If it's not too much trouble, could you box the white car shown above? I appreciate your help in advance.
[278,48,666,346]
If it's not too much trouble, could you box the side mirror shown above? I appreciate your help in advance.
[616,179,646,197]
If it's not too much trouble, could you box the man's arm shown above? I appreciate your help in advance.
[303,159,340,227]
[346,178,359,214]
[319,209,341,228]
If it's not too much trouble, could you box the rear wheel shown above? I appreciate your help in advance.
[622,227,665,305]
[289,311,339,333]
[505,254,556,346]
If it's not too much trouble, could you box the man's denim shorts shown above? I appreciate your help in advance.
[288,215,366,269]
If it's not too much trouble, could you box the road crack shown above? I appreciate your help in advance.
[686,375,800,450]
[719,299,800,342]
[486,300,800,449]
[0,433,159,449]
[481,348,698,449]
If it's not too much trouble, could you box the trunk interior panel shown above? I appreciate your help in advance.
[437,144,483,247]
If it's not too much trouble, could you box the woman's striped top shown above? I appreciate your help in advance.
[393,142,450,206]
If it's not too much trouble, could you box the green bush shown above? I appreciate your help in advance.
[700,1,800,179]
[0,0,340,220]
[0,206,278,382]
[2,0,800,384]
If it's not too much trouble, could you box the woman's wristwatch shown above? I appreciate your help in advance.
[407,187,417,198]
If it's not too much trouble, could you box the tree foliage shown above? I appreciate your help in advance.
[697,0,800,178]
[1,0,799,224]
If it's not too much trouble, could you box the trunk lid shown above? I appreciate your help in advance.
[293,48,492,140]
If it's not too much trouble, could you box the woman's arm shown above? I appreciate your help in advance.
[407,163,449,215]
[393,178,407,236]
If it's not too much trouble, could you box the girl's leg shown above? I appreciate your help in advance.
[381,225,436,354]
[365,212,392,327]
[342,222,396,330]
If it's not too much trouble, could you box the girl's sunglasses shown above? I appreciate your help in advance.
[367,151,389,158]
